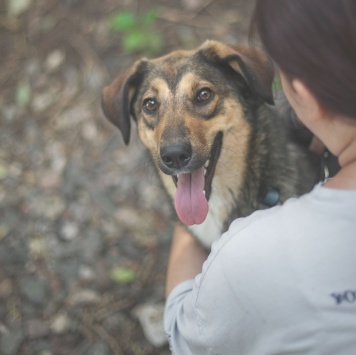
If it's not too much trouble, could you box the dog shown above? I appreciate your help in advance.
[101,40,319,248]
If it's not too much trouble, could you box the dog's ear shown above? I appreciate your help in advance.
[199,40,275,105]
[101,60,146,145]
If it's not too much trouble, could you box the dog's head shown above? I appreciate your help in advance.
[102,40,274,225]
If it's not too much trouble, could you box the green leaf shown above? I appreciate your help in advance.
[15,81,31,107]
[110,266,138,284]
[109,11,135,32]
[122,31,147,53]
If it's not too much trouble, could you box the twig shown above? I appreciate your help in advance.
[93,299,134,321]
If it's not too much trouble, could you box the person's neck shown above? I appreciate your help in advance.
[319,111,356,189]
[324,135,356,189]
[324,162,356,189]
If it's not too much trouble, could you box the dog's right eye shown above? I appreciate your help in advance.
[143,98,158,113]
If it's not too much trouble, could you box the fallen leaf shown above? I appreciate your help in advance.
[15,81,31,107]
[110,266,138,284]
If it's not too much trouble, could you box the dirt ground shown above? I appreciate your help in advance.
[0,1,253,354]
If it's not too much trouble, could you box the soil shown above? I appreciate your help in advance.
[0,0,253,354]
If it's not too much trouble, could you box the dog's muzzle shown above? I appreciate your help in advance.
[158,132,223,226]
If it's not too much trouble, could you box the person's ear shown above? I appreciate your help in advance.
[291,79,323,120]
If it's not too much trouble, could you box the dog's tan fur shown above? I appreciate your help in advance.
[102,40,319,247]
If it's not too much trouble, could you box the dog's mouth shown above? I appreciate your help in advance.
[172,132,223,226]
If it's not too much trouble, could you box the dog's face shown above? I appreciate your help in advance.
[102,40,274,226]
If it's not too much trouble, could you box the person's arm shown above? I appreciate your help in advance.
[165,223,208,297]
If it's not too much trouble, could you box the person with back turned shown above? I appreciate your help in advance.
[163,1,356,354]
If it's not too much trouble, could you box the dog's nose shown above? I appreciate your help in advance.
[160,144,192,170]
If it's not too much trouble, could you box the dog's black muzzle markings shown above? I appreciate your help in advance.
[204,131,223,200]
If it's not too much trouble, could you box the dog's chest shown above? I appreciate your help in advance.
[160,172,232,248]
[188,193,226,248]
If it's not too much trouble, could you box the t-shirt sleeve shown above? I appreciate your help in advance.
[163,216,254,355]
[164,279,205,354]
[163,210,282,355]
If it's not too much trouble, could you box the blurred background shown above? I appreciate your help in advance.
[0,0,253,354]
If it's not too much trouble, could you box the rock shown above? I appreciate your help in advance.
[45,50,65,73]
[0,278,13,298]
[81,122,98,141]
[82,63,107,92]
[63,66,80,89]
[74,340,91,355]
[133,303,167,347]
[25,319,49,338]
[40,170,61,189]
[50,313,71,334]
[56,259,81,285]
[60,221,79,241]
[0,321,25,355]
[2,105,21,123]
[28,193,65,220]
[25,58,41,80]
[102,312,127,334]
[87,341,111,355]
[34,347,52,355]
[81,229,103,262]
[31,90,56,113]
[0,236,29,275]
[29,235,49,260]
[7,0,32,17]
[181,0,204,10]
[19,275,48,305]
[78,265,95,281]
[75,340,111,355]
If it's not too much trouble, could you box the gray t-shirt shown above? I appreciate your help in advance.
[164,184,356,355]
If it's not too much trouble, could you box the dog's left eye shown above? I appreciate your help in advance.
[143,98,158,113]
[196,88,214,104]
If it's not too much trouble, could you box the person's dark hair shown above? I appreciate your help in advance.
[250,0,356,119]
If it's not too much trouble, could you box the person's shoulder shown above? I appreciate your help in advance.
[195,199,302,313]
[229,204,285,234]
[221,197,297,245]
[203,194,311,277]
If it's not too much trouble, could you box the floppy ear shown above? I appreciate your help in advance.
[199,40,275,105]
[101,60,146,145]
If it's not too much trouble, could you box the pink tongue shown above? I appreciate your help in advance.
[174,167,209,225]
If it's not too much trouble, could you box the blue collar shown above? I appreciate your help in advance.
[260,188,280,209]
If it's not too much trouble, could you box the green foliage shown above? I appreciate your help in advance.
[110,266,138,284]
[108,9,163,55]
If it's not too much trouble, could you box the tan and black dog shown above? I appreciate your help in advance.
[102,40,319,248]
